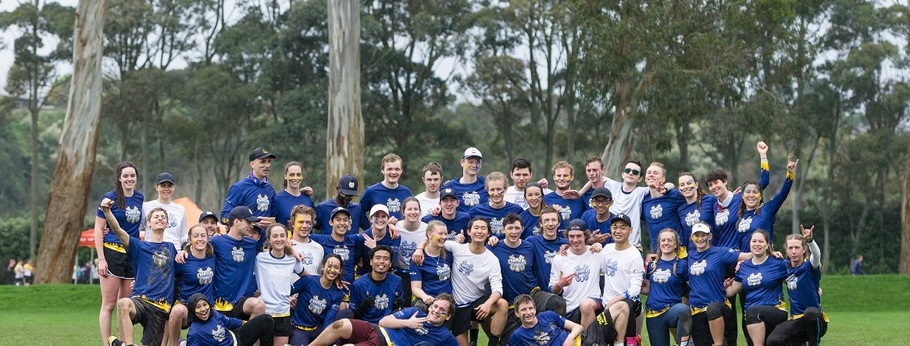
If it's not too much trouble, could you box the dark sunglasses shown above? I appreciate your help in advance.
[623,168,640,176]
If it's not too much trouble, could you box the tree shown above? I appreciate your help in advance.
[1,0,74,259]
[35,0,106,283]
[325,0,363,199]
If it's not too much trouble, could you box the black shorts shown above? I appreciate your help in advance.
[220,296,253,321]
[104,245,134,279]
[273,316,293,336]
[452,294,490,336]
[130,297,168,346]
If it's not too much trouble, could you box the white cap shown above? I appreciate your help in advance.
[369,204,390,217]
[463,147,483,159]
[692,223,711,235]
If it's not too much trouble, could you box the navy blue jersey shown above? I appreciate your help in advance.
[314,198,365,235]
[310,233,363,283]
[735,177,793,251]
[687,246,740,309]
[518,209,542,239]
[442,177,487,212]
[469,202,524,237]
[220,173,276,223]
[507,311,570,346]
[355,228,401,277]
[211,235,259,311]
[175,253,216,305]
[488,241,539,302]
[290,275,346,330]
[712,164,770,250]
[186,311,242,346]
[525,235,568,290]
[384,307,459,345]
[677,195,716,249]
[543,192,588,231]
[785,259,822,315]
[642,189,686,253]
[359,183,413,225]
[421,212,471,240]
[735,257,788,310]
[580,209,614,245]
[645,257,688,313]
[409,250,454,297]
[129,237,176,312]
[349,274,404,323]
[273,190,315,227]
[97,190,144,246]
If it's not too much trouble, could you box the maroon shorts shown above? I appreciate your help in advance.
[346,319,388,346]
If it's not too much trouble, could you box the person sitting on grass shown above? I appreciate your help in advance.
[101,199,176,346]
[508,294,583,346]
[185,293,274,346]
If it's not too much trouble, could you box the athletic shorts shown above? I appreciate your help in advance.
[130,297,168,346]
[103,245,134,279]
[273,316,293,336]
[220,296,253,321]
[346,319,388,346]
[452,294,490,336]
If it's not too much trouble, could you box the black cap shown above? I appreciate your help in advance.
[228,206,259,222]
[330,206,351,219]
[198,211,217,223]
[338,175,358,196]
[591,187,612,200]
[568,219,588,232]
[155,172,175,185]
[249,147,277,161]
[440,187,458,200]
[610,213,632,226]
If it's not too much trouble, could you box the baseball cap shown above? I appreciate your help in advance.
[198,211,217,223]
[591,187,612,200]
[249,147,277,161]
[692,222,711,235]
[440,187,458,200]
[330,206,351,219]
[463,147,483,159]
[155,172,175,185]
[228,206,259,222]
[567,219,588,232]
[338,175,359,196]
[610,213,632,226]
[369,204,390,217]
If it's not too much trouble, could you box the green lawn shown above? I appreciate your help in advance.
[0,275,907,345]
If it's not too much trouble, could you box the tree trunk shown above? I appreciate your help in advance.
[325,0,363,200]
[901,137,910,274]
[29,100,39,260]
[35,0,108,284]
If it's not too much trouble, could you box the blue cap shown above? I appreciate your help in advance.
[198,211,217,223]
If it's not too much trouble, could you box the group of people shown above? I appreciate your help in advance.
[92,143,827,346]
[6,258,34,286]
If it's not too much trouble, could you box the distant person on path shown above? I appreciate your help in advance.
[6,258,14,285]
[852,255,864,275]
[13,259,24,286]
[23,258,34,286]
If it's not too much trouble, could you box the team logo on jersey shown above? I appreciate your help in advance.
[534,329,552,345]
[508,254,527,272]
[716,209,729,226]
[436,263,451,281]
[463,191,480,206]
[685,210,701,226]
[652,268,671,284]
[303,252,314,266]
[197,266,214,285]
[152,251,169,267]
[387,198,401,213]
[544,250,557,264]
[603,258,618,277]
[400,241,418,260]
[690,259,707,276]
[309,295,327,314]
[514,196,528,209]
[559,206,572,220]
[374,293,390,310]
[738,217,753,233]
[231,246,244,262]
[125,206,141,223]
[490,218,504,235]
[532,225,541,236]
[333,246,350,261]
[650,204,663,219]
[457,260,474,276]
[212,324,227,342]
[786,274,798,290]
[256,194,270,211]
[575,264,591,282]
[747,272,763,286]
[415,325,429,335]
[168,213,178,228]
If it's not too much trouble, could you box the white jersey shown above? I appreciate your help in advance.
[549,249,604,312]
[602,179,648,246]
[255,252,304,316]
[395,220,428,270]
[142,200,188,250]
[599,244,644,301]
[414,192,440,218]
[445,241,503,306]
[292,239,325,276]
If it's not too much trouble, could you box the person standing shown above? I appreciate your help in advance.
[272,161,315,228]
[360,153,414,224]
[142,172,188,250]
[443,147,488,212]
[415,162,444,217]
[289,205,324,275]
[543,161,587,231]
[469,172,524,237]
[421,187,471,240]
[220,147,278,230]
[94,161,143,346]
[314,175,365,235]
[852,255,864,275]
[601,160,649,247]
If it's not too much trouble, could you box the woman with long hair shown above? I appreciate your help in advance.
[734,156,798,251]
[725,230,789,346]
[676,172,716,249]
[288,254,347,345]
[642,229,692,346]
[163,224,215,346]
[518,183,546,239]
[273,161,315,228]
[767,225,827,345]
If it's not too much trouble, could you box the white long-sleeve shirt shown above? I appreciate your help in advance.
[600,244,644,301]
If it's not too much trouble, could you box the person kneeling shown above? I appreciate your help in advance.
[508,294,583,346]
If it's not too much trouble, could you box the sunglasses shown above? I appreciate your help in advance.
[339,192,354,199]
[623,168,641,176]
[591,199,612,206]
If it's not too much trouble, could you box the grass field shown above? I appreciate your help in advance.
[0,275,907,345]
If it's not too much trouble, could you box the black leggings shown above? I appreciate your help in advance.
[766,307,827,346]
[691,302,733,346]
[744,306,788,342]
[234,314,274,346]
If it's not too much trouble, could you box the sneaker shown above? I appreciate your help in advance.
[108,336,124,346]
[625,335,641,346]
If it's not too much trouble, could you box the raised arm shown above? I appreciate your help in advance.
[801,225,821,268]
[757,141,770,190]
[100,198,131,247]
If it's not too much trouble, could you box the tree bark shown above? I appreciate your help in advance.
[325,0,363,200]
[900,137,910,274]
[35,0,108,284]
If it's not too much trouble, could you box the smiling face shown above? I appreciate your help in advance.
[515,301,537,327]
[645,165,665,186]
[250,158,272,179]
[510,167,532,189]
[119,167,138,191]
[622,162,642,184]
[440,196,459,216]
[422,170,441,193]
[610,221,631,244]
[155,182,174,200]
[707,179,728,198]
[567,229,587,251]
[591,196,612,215]
[524,185,543,209]
[201,217,219,236]
[678,174,698,199]
[268,226,289,252]
[553,168,574,190]
[370,248,392,274]
[371,211,389,230]
[540,212,560,238]
[194,299,211,321]
[148,210,168,232]
[285,164,303,189]
[503,220,523,243]
[382,160,403,185]
[461,157,482,177]
[427,223,448,248]
[468,219,490,244]
[293,213,314,239]
[742,183,762,210]
[189,226,209,252]
[329,213,351,236]
[750,232,770,257]
[403,200,421,222]
[658,230,678,256]
[322,256,342,281]
[487,179,507,204]
[427,299,453,325]
[691,231,711,251]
